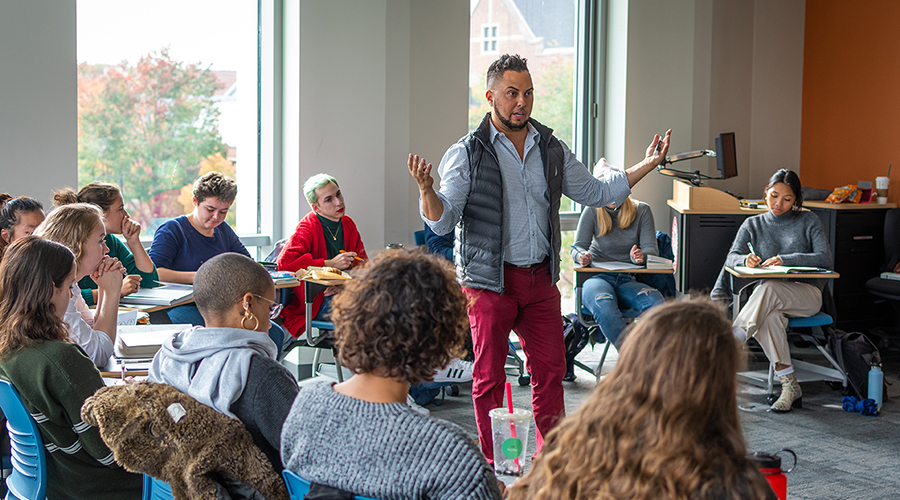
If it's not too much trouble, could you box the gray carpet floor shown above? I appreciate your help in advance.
[421,341,900,499]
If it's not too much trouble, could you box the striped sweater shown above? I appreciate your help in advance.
[0,340,141,499]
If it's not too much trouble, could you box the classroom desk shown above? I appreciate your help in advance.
[574,265,674,322]
[725,266,840,319]
[301,277,348,347]
[119,281,300,323]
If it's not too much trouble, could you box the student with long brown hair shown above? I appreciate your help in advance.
[509,300,775,500]
[54,182,158,306]
[34,203,125,367]
[0,237,141,499]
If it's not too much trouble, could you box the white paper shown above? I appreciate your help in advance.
[593,261,642,271]
[116,310,139,326]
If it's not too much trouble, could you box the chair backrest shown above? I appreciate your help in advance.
[883,208,900,269]
[414,230,426,247]
[142,474,174,500]
[282,470,379,500]
[0,379,46,500]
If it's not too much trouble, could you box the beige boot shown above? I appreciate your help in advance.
[770,372,802,413]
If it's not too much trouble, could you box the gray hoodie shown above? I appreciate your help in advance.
[148,326,278,418]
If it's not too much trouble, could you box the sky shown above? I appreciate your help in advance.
[76,0,257,70]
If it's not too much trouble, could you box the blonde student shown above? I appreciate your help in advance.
[35,203,125,367]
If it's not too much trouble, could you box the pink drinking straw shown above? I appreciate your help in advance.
[505,382,520,469]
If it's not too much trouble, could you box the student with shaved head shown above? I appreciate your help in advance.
[149,252,299,472]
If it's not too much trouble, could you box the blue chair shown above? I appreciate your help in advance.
[142,474,173,500]
[283,470,378,500]
[413,230,426,247]
[0,380,46,500]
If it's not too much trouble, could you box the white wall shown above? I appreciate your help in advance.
[291,0,468,253]
[615,0,806,232]
[0,0,77,208]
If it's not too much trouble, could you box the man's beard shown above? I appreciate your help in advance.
[495,107,528,131]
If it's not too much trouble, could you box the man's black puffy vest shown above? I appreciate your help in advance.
[454,113,564,293]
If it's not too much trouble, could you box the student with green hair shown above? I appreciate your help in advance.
[277,173,368,338]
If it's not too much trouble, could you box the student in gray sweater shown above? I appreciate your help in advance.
[724,169,832,413]
[281,249,504,500]
[571,195,664,348]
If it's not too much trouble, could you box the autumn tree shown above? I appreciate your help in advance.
[77,49,228,230]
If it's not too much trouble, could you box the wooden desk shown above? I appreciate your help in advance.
[725,266,839,319]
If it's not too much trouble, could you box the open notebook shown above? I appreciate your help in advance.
[733,265,833,275]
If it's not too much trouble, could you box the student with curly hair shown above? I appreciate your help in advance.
[53,182,158,306]
[0,193,44,261]
[281,249,503,500]
[508,299,776,500]
[0,237,141,499]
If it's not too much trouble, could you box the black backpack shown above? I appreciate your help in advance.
[562,313,600,375]
[828,328,884,400]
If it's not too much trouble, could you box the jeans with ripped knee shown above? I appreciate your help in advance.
[581,272,664,347]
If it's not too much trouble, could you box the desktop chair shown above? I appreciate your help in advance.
[866,208,900,343]
[142,474,173,500]
[303,280,348,383]
[0,380,46,500]
[730,278,847,402]
[283,470,379,500]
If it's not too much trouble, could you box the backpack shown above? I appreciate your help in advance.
[562,313,600,376]
[828,328,884,400]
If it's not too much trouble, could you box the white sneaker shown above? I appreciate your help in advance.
[433,358,474,383]
[406,394,430,416]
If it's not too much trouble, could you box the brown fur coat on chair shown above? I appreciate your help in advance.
[80,381,289,500]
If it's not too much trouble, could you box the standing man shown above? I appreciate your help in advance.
[408,54,671,461]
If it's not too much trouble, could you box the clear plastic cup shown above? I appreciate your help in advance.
[489,408,532,476]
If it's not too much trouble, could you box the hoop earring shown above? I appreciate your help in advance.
[241,305,260,331]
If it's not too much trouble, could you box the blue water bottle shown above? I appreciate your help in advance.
[868,364,883,411]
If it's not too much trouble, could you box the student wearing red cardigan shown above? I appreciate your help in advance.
[277,174,368,337]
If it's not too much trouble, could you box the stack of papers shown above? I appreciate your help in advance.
[114,324,191,358]
[880,272,900,281]
[646,255,674,270]
[119,283,193,306]
[269,270,299,285]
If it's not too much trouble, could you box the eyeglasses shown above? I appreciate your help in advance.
[252,293,284,319]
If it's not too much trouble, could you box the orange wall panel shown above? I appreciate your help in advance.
[801,0,900,202]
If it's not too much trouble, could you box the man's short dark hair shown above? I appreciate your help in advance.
[194,253,273,321]
[486,54,529,89]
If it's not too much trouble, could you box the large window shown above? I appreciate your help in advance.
[76,0,260,238]
[469,0,605,308]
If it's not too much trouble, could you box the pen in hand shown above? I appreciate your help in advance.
[339,250,363,261]
[747,241,757,256]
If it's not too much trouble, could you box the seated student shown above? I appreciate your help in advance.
[34,203,124,367]
[508,300,776,500]
[281,249,504,500]
[148,171,250,326]
[570,185,664,348]
[423,223,453,261]
[54,183,159,306]
[277,173,367,339]
[0,237,142,499]
[149,252,299,473]
[0,193,45,262]
[724,169,832,413]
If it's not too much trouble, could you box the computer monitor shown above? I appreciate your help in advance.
[715,132,737,179]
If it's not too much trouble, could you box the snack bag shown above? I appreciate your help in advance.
[825,185,862,204]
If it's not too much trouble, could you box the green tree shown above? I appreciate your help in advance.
[78,49,227,230]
